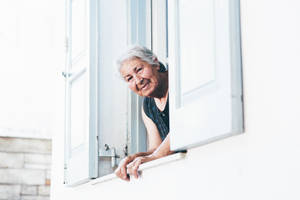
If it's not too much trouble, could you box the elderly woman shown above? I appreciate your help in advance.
[115,46,173,181]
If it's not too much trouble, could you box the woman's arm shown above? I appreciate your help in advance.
[115,135,172,180]
[141,106,162,151]
[115,107,171,181]
[126,109,173,178]
[125,134,173,179]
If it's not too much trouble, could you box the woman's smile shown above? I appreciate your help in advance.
[139,81,150,91]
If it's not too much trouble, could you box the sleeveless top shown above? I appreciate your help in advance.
[143,96,169,141]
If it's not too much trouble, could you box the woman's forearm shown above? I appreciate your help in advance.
[145,134,173,161]
[117,134,173,180]
[127,149,154,161]
[128,135,172,164]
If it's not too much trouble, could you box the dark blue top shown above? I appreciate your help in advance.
[143,96,169,141]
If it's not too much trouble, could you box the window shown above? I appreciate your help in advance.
[63,0,243,186]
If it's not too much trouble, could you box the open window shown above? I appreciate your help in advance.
[63,0,243,186]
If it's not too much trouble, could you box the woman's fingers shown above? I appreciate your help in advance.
[127,157,143,179]
[116,166,129,181]
[115,156,144,181]
[133,158,141,178]
[121,165,129,180]
[114,157,130,181]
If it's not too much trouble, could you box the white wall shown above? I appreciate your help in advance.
[0,0,65,139]
[51,0,300,199]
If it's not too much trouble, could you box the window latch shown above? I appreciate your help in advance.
[99,144,119,168]
[62,71,72,78]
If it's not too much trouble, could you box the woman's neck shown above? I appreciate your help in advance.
[154,90,168,112]
[153,72,169,111]
[153,72,168,99]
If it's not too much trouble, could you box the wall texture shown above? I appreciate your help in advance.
[0,137,51,200]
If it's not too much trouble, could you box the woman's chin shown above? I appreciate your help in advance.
[140,89,153,97]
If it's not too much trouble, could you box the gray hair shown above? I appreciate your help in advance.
[116,45,160,72]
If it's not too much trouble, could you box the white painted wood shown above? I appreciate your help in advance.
[168,0,243,151]
[127,0,151,155]
[64,0,98,185]
[71,0,87,64]
[152,0,168,65]
[96,0,128,177]
[178,0,216,95]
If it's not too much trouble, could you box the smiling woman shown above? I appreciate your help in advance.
[115,46,172,181]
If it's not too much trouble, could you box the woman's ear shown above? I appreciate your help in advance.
[152,56,159,64]
[152,56,160,71]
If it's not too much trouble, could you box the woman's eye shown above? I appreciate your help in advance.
[137,68,142,72]
[127,77,132,82]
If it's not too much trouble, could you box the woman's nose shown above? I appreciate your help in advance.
[134,75,143,84]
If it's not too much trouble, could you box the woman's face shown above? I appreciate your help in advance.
[120,58,160,97]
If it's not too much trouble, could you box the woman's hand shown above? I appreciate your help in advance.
[114,156,133,181]
[114,152,152,181]
[115,135,172,181]
[126,156,147,179]
[126,135,173,179]
[115,155,154,181]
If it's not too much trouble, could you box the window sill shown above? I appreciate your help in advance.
[89,152,186,185]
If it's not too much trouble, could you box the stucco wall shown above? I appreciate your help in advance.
[51,0,300,200]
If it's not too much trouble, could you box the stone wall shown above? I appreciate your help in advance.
[0,137,51,200]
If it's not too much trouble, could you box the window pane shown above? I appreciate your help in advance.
[178,0,216,95]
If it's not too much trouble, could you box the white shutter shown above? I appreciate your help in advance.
[64,0,98,185]
[168,0,243,150]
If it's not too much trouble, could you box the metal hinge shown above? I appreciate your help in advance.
[99,144,119,168]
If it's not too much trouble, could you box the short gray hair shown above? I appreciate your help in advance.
[116,45,160,72]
